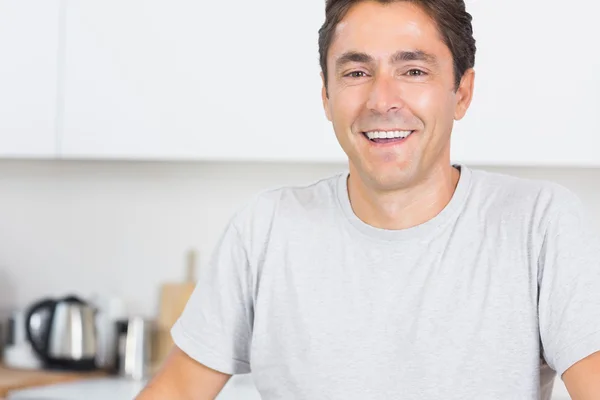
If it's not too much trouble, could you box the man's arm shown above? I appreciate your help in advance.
[136,347,231,400]
[562,350,600,400]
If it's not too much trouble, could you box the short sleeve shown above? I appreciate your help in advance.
[171,219,254,375]
[538,190,600,377]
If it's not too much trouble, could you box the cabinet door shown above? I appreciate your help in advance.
[451,0,600,166]
[0,0,60,157]
[61,1,346,162]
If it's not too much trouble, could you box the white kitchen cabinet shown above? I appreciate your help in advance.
[60,0,599,165]
[451,0,600,166]
[61,1,345,162]
[0,0,61,157]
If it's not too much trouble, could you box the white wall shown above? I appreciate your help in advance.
[1,160,600,319]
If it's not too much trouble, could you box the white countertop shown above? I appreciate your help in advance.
[7,374,261,400]
[8,373,571,400]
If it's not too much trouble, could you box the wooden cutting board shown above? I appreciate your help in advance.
[0,365,106,397]
[153,249,198,366]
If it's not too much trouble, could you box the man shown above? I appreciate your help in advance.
[138,0,600,398]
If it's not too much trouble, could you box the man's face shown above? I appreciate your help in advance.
[322,1,474,191]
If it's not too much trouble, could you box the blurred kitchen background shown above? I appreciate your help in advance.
[0,0,598,398]
[1,162,600,318]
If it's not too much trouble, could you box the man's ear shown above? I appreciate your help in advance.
[454,68,475,121]
[321,72,332,122]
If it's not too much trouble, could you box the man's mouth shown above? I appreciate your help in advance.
[361,130,415,144]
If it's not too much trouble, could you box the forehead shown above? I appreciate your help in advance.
[329,1,449,62]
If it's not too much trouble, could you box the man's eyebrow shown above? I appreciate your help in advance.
[391,50,438,66]
[335,51,374,72]
[334,49,439,73]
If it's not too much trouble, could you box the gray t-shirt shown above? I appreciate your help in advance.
[172,165,600,400]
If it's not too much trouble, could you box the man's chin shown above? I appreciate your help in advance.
[354,162,419,192]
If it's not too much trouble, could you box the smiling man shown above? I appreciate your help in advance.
[137,1,600,399]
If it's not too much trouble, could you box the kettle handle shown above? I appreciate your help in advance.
[25,299,57,362]
[61,295,85,304]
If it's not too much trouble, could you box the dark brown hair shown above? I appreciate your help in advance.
[318,0,476,93]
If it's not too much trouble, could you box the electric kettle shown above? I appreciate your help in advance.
[25,295,98,371]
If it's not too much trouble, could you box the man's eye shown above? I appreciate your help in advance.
[406,69,426,77]
[345,71,367,78]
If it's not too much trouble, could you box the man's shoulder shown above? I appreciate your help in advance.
[468,167,583,220]
[230,171,345,230]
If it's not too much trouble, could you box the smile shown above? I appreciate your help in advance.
[361,130,415,144]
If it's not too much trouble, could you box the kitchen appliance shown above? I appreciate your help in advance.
[91,294,126,370]
[0,314,5,353]
[25,296,98,371]
[2,310,43,370]
[115,317,152,380]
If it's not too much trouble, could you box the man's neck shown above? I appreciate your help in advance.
[347,163,461,231]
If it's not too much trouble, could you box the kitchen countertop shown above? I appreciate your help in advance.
[0,365,105,398]
[7,373,572,399]
[7,374,261,400]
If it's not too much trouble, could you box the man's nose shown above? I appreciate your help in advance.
[365,74,405,115]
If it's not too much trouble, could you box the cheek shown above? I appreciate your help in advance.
[330,88,367,130]
[405,86,437,115]
[404,85,456,126]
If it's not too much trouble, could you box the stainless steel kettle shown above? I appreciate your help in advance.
[25,295,98,371]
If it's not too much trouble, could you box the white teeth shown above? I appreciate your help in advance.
[365,130,413,140]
